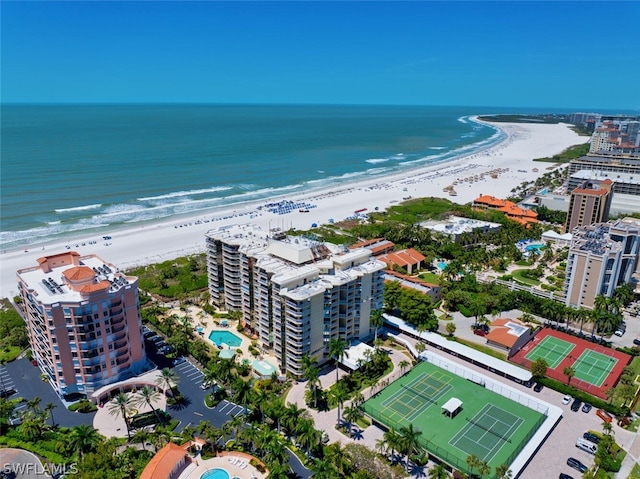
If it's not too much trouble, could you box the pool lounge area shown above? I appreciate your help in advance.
[179,452,267,479]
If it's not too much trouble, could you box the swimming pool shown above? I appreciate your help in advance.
[208,330,243,348]
[200,468,230,479]
[525,243,545,252]
[436,261,448,271]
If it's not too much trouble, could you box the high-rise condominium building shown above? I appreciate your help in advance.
[563,179,613,233]
[205,224,386,376]
[564,219,640,309]
[17,252,146,398]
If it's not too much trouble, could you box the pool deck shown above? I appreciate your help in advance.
[167,305,280,373]
[179,451,267,479]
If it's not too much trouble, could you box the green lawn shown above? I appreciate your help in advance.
[418,272,441,285]
[511,269,541,286]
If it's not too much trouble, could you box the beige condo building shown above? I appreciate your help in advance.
[564,219,640,309]
[17,252,146,398]
[205,224,385,376]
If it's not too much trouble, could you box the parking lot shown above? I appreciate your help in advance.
[2,358,95,428]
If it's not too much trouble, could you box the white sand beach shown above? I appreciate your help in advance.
[0,120,587,299]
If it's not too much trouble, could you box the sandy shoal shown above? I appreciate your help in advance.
[0,120,587,299]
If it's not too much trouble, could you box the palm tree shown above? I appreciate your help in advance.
[0,398,16,435]
[331,383,349,428]
[156,368,179,395]
[398,422,422,472]
[477,460,491,478]
[67,424,101,458]
[26,396,41,414]
[44,402,56,428]
[108,392,135,439]
[562,366,575,385]
[297,420,321,457]
[309,457,338,479]
[132,429,151,451]
[233,378,253,412]
[574,307,589,335]
[325,443,350,476]
[343,404,362,436]
[415,341,426,355]
[429,463,450,479]
[328,337,349,384]
[383,428,402,459]
[466,454,481,478]
[495,463,512,479]
[602,420,613,437]
[399,359,410,375]
[468,301,486,327]
[370,309,384,346]
[135,385,163,424]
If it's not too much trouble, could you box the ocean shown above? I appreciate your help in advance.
[1,103,541,250]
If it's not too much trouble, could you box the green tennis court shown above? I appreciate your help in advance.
[361,361,545,475]
[572,349,618,387]
[449,404,524,464]
[525,335,574,368]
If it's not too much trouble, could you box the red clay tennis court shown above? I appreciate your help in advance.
[510,327,632,399]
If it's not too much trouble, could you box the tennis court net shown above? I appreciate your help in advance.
[466,416,512,443]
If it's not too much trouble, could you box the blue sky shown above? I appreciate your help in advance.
[2,1,639,109]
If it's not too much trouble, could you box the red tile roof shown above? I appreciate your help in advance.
[63,266,95,281]
[139,443,190,479]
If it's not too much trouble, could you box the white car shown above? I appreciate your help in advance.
[562,394,572,405]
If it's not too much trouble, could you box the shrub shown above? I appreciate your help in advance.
[68,399,98,413]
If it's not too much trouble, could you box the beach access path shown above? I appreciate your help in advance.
[1,120,587,299]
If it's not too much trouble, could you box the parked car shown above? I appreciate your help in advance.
[583,432,601,444]
[571,398,583,412]
[533,382,544,393]
[559,473,574,479]
[633,338,640,346]
[562,394,572,405]
[582,403,592,413]
[143,330,156,339]
[566,457,588,473]
[0,388,17,399]
[596,409,613,423]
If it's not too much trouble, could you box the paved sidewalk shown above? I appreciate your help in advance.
[286,345,413,453]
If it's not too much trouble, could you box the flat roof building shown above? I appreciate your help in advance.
[16,252,146,398]
[564,219,640,309]
[419,215,502,242]
[564,179,613,233]
[205,225,385,377]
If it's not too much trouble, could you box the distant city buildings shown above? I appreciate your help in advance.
[564,218,640,309]
[563,179,613,233]
[205,225,385,377]
[16,252,146,398]
[589,119,640,156]
[419,215,502,242]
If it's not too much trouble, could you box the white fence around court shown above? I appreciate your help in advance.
[419,350,550,416]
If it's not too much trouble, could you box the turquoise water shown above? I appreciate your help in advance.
[525,243,545,251]
[0,104,516,249]
[200,468,230,479]
[208,330,243,348]
[253,360,277,376]
[437,261,448,271]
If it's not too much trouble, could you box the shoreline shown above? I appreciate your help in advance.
[0,120,588,299]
